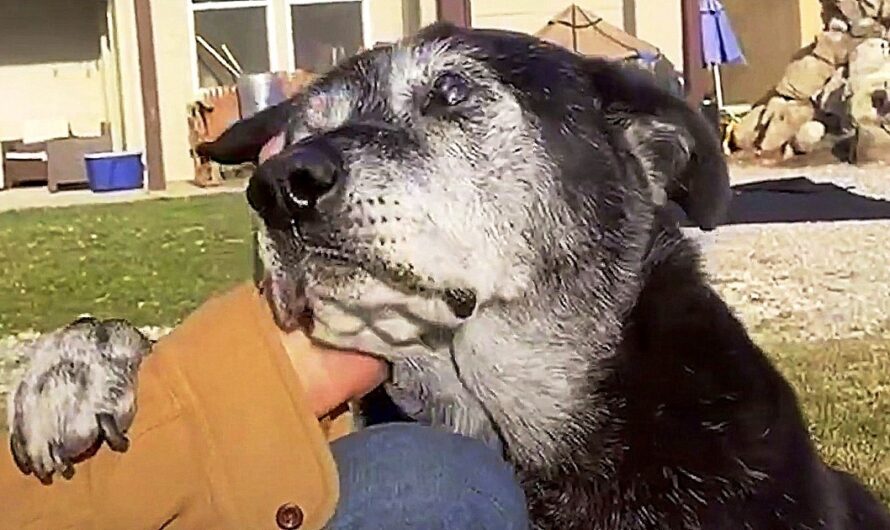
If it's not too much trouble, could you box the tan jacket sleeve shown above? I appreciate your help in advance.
[1,283,349,530]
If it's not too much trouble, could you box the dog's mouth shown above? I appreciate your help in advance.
[253,134,478,332]
[260,248,478,347]
[260,272,315,334]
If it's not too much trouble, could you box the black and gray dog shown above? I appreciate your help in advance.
[9,23,889,529]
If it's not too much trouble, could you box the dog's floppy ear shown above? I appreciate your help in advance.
[195,98,297,165]
[584,59,732,231]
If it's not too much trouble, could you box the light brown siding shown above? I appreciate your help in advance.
[721,0,823,105]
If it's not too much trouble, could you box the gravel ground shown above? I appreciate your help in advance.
[696,163,890,342]
[697,219,890,341]
[2,163,888,408]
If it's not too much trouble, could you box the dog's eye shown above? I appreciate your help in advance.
[424,73,471,113]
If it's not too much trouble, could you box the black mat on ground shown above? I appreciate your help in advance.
[674,176,890,227]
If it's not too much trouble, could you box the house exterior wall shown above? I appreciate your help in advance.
[0,0,158,184]
[721,0,823,105]
[147,0,193,183]
[2,0,826,189]
[628,0,683,69]
[112,0,147,154]
[141,0,407,184]
[371,0,414,42]
[0,1,112,143]
[418,0,438,26]
[466,0,822,106]
[471,0,624,36]
[467,1,684,72]
[113,0,693,187]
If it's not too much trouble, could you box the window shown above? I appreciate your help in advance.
[289,0,365,74]
[191,0,273,89]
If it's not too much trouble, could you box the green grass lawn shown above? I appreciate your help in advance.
[761,337,890,505]
[0,194,253,335]
[0,195,887,504]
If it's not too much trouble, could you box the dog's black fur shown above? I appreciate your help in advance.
[197,24,888,530]
[523,229,890,528]
[199,28,731,233]
[8,23,887,529]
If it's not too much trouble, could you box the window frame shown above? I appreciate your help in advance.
[284,0,372,73]
[187,0,278,94]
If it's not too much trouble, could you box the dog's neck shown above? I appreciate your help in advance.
[451,200,677,468]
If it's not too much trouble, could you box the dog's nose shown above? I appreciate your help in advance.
[281,141,340,209]
[247,139,342,225]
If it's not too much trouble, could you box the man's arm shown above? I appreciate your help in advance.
[3,283,385,530]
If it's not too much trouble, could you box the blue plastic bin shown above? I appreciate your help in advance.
[84,151,144,192]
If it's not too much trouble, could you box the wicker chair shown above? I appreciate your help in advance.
[46,123,112,192]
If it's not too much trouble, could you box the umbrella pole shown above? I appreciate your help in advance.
[712,64,724,112]
[571,6,578,53]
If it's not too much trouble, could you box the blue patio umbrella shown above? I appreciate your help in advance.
[700,0,745,110]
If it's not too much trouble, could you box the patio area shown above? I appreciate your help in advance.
[0,178,247,213]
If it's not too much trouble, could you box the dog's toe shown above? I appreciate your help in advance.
[49,440,76,479]
[97,412,130,453]
[9,431,33,476]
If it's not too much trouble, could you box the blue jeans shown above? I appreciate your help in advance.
[325,423,529,529]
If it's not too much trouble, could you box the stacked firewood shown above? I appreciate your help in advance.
[729,0,890,163]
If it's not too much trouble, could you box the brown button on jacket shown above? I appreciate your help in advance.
[1,283,354,529]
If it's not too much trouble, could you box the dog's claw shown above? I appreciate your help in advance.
[59,462,75,480]
[35,470,53,485]
[49,441,75,480]
[97,412,130,453]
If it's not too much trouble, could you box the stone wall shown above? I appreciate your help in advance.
[729,0,890,164]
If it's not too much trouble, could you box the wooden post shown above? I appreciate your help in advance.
[681,0,707,109]
[437,0,471,27]
[134,0,166,191]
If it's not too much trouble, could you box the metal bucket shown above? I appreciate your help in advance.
[237,72,287,119]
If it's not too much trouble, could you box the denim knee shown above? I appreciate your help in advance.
[326,423,528,530]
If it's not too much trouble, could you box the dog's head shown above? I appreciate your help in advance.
[198,24,725,358]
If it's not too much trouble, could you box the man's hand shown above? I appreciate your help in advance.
[279,331,389,418]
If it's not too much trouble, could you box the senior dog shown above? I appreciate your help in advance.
[9,23,889,529]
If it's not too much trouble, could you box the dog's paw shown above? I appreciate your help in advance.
[6,317,152,483]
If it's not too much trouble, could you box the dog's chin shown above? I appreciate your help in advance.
[259,258,469,359]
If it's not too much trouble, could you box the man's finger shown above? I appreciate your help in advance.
[321,350,390,399]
